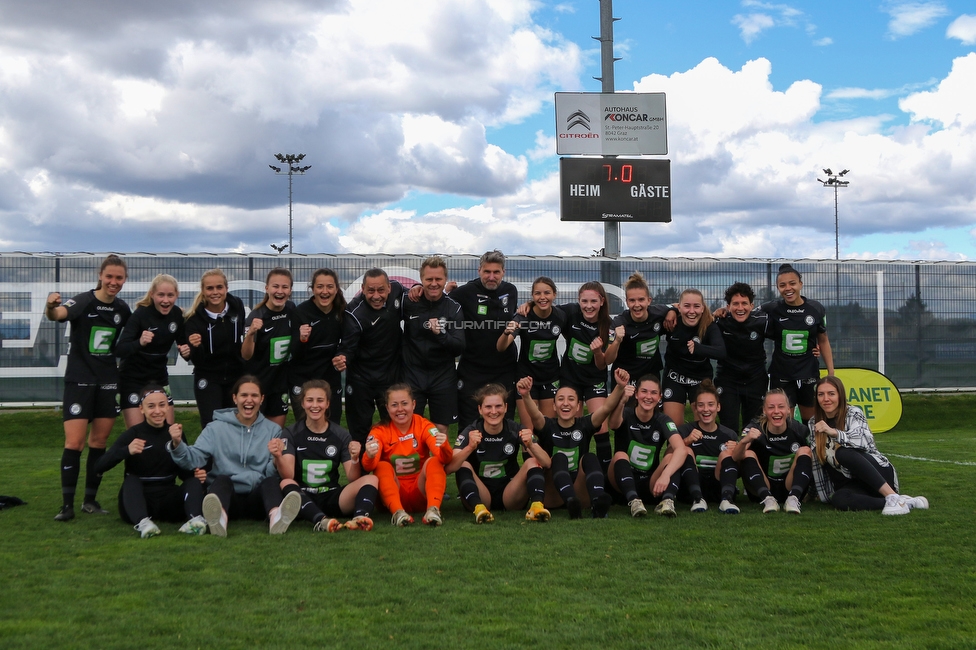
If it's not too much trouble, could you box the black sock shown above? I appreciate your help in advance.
[282,483,301,497]
[613,459,639,502]
[581,454,606,499]
[679,455,703,501]
[84,447,106,503]
[551,454,577,504]
[789,455,813,499]
[719,456,738,501]
[353,484,378,518]
[594,434,612,476]
[740,456,771,499]
[662,473,680,502]
[60,449,82,508]
[526,466,546,503]
[454,467,481,511]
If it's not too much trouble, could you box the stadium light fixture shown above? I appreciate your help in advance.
[270,153,311,253]
[818,168,850,260]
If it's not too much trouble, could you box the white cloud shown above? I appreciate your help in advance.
[946,14,976,44]
[813,37,833,46]
[732,13,775,44]
[733,2,823,45]
[527,130,555,161]
[884,2,949,38]
[900,53,976,127]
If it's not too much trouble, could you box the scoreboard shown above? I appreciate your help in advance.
[559,158,671,223]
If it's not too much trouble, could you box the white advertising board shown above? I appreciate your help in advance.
[555,92,667,155]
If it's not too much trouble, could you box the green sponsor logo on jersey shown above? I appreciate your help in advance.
[480,461,507,479]
[390,453,421,476]
[477,305,488,316]
[768,454,796,478]
[666,421,678,433]
[696,454,719,470]
[528,340,555,362]
[89,326,116,354]
[553,446,580,472]
[627,441,657,471]
[781,329,809,354]
[568,338,593,365]
[636,338,658,358]
[270,336,291,364]
[302,460,334,487]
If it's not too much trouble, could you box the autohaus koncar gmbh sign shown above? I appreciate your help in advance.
[555,92,667,156]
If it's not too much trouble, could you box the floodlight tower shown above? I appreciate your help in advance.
[269,153,311,253]
[817,168,850,260]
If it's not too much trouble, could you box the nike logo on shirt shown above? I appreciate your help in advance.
[264,327,275,332]
[310,320,321,327]
[297,446,307,451]
[409,315,421,319]
[371,317,381,326]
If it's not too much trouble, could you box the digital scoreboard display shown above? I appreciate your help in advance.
[559,158,671,222]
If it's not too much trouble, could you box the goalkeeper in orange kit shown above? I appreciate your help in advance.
[361,383,454,526]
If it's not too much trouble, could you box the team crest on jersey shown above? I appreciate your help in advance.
[653,323,660,332]
[716,386,723,395]
[692,337,701,344]
[652,431,660,443]
[394,299,400,308]
[750,331,758,340]
[69,403,82,416]
[805,315,815,326]
[791,443,800,452]
[113,314,121,324]
[504,443,515,455]
[231,316,238,323]
[346,385,353,395]
[168,321,177,333]
[292,385,302,395]
[501,295,509,307]
[197,379,208,389]
[571,430,583,441]
[664,388,673,399]
[326,445,338,457]
[552,325,561,336]
[128,393,139,405]
[457,379,463,389]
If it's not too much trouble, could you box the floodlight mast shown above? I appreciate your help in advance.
[594,0,622,258]
[817,168,850,260]
[270,153,311,253]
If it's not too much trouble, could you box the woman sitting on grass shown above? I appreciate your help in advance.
[94,385,206,538]
[809,375,929,515]
[272,380,379,532]
[167,375,300,537]
[446,383,552,524]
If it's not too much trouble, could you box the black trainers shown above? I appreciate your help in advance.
[54,505,75,522]
[565,496,583,520]
[81,501,109,515]
[590,493,612,519]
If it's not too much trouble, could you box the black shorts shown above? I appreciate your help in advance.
[405,367,458,426]
[771,376,817,409]
[62,382,120,422]
[305,487,344,519]
[119,381,174,410]
[515,380,559,402]
[261,388,290,419]
[559,378,609,402]
[481,476,512,511]
[661,370,704,404]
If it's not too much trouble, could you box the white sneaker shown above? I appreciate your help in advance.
[203,493,228,537]
[882,493,910,516]
[784,495,802,514]
[762,495,780,513]
[422,506,443,527]
[134,517,161,538]
[178,515,208,535]
[690,498,708,513]
[269,491,302,534]
[391,509,414,527]
[904,495,929,510]
[654,498,677,518]
[628,498,647,518]
[719,499,740,514]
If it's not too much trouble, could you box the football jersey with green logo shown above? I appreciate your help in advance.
[536,414,598,472]
[677,420,738,470]
[609,304,675,380]
[244,302,297,397]
[62,290,132,384]
[613,407,679,474]
[558,302,609,388]
[282,419,352,493]
[513,307,568,385]
[743,418,810,482]
[454,418,523,480]
[116,303,187,385]
[761,298,827,380]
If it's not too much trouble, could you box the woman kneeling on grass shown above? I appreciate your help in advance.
[809,376,928,515]
[520,368,631,519]
[95,385,206,538]
[167,375,300,537]
[732,389,813,514]
[361,384,453,527]
[446,383,552,524]
[272,380,379,532]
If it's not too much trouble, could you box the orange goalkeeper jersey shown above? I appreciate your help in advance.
[362,414,453,478]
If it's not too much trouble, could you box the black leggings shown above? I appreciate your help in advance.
[118,475,204,524]
[207,475,283,520]
[828,448,897,511]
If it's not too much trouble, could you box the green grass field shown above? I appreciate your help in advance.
[1,396,975,649]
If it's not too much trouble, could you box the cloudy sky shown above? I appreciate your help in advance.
[1,0,974,259]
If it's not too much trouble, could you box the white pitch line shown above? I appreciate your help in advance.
[888,453,976,467]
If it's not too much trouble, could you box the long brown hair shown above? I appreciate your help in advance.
[309,268,346,321]
[578,281,610,347]
[254,267,292,311]
[813,375,848,463]
[679,288,713,340]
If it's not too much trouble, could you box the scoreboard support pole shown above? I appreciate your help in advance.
[596,0,620,259]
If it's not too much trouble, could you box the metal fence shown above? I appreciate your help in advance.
[1,252,973,403]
